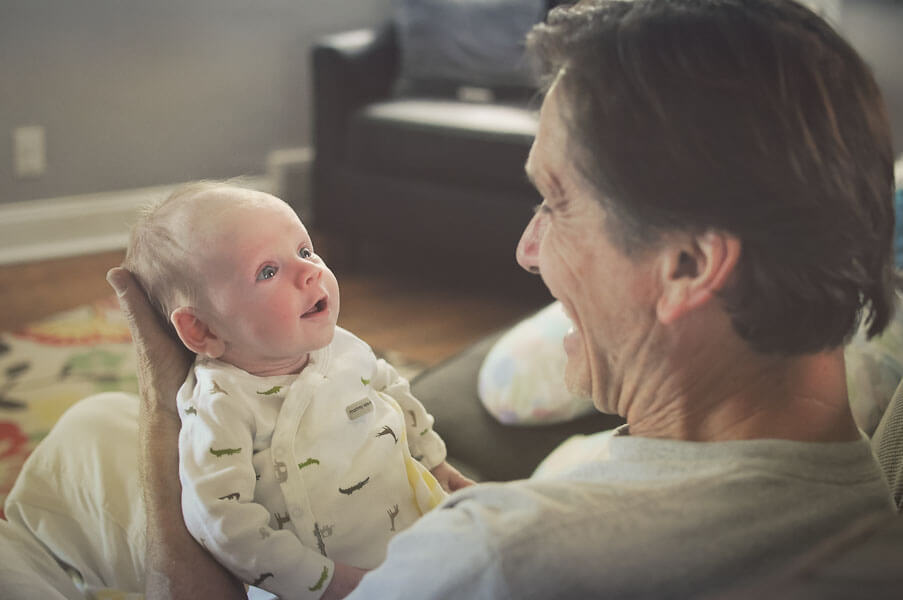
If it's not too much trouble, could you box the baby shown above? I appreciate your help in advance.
[125,181,472,600]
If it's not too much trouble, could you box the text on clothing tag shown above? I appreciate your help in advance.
[346,397,374,420]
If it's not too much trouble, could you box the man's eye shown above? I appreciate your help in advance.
[257,266,277,281]
[299,248,313,259]
[532,201,552,215]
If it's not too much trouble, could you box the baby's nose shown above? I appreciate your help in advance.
[294,261,321,288]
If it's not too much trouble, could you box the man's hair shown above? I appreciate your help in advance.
[124,181,228,326]
[527,0,897,354]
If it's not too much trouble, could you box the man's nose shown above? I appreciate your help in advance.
[516,212,543,274]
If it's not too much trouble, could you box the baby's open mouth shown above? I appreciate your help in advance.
[302,297,327,318]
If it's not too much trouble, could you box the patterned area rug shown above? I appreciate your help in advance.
[0,295,425,518]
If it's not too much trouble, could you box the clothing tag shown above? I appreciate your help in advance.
[345,397,373,420]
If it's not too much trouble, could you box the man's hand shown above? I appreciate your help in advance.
[107,267,192,416]
[431,461,476,493]
[108,267,243,600]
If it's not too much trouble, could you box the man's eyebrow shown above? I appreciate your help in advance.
[524,165,537,187]
[525,166,566,201]
[547,172,566,200]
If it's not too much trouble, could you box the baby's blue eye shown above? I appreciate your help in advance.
[299,247,313,259]
[257,265,277,281]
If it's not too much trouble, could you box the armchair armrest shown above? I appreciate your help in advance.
[312,23,400,164]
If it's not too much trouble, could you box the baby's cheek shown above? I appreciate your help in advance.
[272,312,300,338]
[250,304,294,339]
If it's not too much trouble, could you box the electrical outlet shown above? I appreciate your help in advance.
[13,125,46,179]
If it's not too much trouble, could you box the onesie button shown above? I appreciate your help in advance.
[274,461,288,483]
[291,507,302,518]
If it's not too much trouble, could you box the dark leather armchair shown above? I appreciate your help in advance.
[310,20,546,283]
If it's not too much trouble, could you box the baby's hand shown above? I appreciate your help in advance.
[320,562,368,600]
[431,461,476,493]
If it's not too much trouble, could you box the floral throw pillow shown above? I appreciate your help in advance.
[477,302,594,425]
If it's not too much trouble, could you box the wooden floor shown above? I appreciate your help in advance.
[0,242,550,366]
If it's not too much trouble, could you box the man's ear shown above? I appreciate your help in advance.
[171,307,226,358]
[656,231,741,325]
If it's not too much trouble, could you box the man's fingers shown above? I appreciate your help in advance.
[106,266,193,403]
[106,266,131,298]
[107,267,178,351]
[107,267,160,342]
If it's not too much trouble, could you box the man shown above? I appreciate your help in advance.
[347,2,895,597]
[5,0,897,598]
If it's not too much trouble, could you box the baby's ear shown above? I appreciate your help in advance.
[171,307,225,358]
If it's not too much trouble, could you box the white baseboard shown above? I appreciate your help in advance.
[0,176,272,266]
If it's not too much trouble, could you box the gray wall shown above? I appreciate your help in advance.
[0,0,899,206]
[0,0,392,204]
[840,0,903,158]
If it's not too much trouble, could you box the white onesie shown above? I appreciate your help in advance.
[177,327,447,600]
